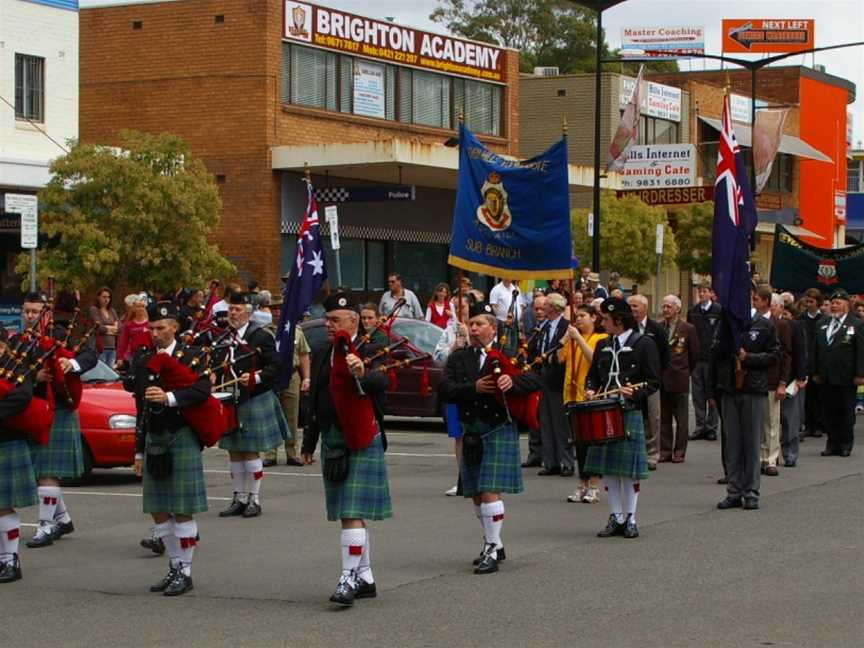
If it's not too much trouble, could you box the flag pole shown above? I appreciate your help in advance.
[455,109,466,325]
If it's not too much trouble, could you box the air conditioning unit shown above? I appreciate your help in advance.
[533,66,560,77]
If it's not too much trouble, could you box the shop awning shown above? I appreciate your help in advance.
[698,116,833,163]
[755,221,824,240]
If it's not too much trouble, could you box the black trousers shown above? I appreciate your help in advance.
[804,379,824,434]
[822,384,856,453]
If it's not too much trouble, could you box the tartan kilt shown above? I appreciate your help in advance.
[584,410,649,480]
[323,429,392,522]
[142,427,208,515]
[218,390,288,452]
[460,421,523,498]
[0,438,38,509]
[29,408,84,479]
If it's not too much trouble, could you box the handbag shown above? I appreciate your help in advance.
[323,446,349,482]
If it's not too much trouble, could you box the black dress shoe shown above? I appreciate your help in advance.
[0,555,22,584]
[560,467,575,477]
[760,462,768,475]
[647,464,657,471]
[597,515,625,537]
[473,545,499,575]
[742,497,759,510]
[623,515,639,539]
[163,572,194,597]
[54,521,74,538]
[473,546,506,566]
[140,536,166,555]
[521,459,541,468]
[354,580,377,599]
[820,449,836,457]
[285,457,304,467]
[25,524,57,548]
[704,433,718,441]
[262,458,277,468]
[242,501,262,518]
[329,578,356,606]
[717,476,729,485]
[150,567,178,593]
[717,496,742,510]
[784,460,797,468]
[689,429,706,440]
[218,498,247,517]
[537,467,561,476]
[839,449,851,457]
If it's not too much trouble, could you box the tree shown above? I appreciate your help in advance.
[20,131,234,292]
[430,0,677,74]
[670,201,713,275]
[572,193,676,283]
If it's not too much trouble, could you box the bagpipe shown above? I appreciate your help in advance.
[482,345,541,431]
[497,288,521,357]
[330,330,378,451]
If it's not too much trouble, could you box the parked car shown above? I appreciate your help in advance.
[300,318,445,418]
[78,360,138,476]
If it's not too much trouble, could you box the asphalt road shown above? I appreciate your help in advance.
[6,423,863,648]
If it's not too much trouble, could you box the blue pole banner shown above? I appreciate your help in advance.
[448,124,573,279]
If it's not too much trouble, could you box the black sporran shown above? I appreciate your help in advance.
[146,443,172,480]
[323,447,349,482]
[462,432,484,466]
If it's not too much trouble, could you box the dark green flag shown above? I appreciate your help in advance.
[770,224,864,294]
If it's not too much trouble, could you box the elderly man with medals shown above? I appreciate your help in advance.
[125,301,212,596]
[216,292,288,518]
[440,300,542,574]
[301,292,391,608]
[583,297,660,540]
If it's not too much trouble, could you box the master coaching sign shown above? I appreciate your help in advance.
[283,1,506,83]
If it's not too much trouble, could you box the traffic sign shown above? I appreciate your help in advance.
[4,194,38,249]
[324,205,340,250]
[722,19,815,54]
[655,223,665,255]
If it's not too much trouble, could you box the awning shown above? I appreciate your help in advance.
[755,221,824,240]
[699,116,833,163]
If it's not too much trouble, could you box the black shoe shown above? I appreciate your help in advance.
[0,555,22,584]
[218,497,247,517]
[242,501,262,518]
[163,571,194,597]
[473,545,499,575]
[839,449,851,457]
[354,579,377,599]
[811,430,823,438]
[560,467,575,477]
[150,567,178,592]
[820,449,836,457]
[140,536,166,555]
[704,433,718,441]
[742,497,759,510]
[689,429,706,440]
[648,463,657,471]
[262,458,277,468]
[597,515,625,538]
[329,577,356,607]
[472,546,506,566]
[717,496,742,510]
[760,462,768,475]
[784,460,797,468]
[286,457,304,467]
[623,515,639,539]
[25,523,57,548]
[54,521,74,538]
[537,467,560,476]
[717,476,729,485]
[521,459,541,468]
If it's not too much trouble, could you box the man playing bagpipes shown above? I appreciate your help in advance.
[439,301,541,575]
[215,292,289,519]
[301,292,391,608]
[124,301,213,596]
[23,291,98,549]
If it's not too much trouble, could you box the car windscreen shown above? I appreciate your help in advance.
[82,360,121,383]
[390,319,444,356]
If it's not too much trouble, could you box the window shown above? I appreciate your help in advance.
[14,54,44,122]
[636,115,679,145]
[847,160,862,193]
[289,46,337,111]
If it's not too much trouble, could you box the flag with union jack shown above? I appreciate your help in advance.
[277,179,327,388]
[711,92,758,353]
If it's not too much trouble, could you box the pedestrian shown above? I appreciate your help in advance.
[659,295,699,463]
[301,292,391,606]
[687,282,722,441]
[560,304,607,503]
[177,288,205,334]
[264,323,311,468]
[520,294,547,468]
[360,303,388,345]
[587,272,609,299]
[251,290,274,329]
[489,278,521,323]
[433,313,470,496]
[798,288,826,439]
[89,287,120,367]
[758,290,791,476]
[116,293,153,370]
[779,303,807,467]
[379,273,423,319]
[425,283,455,329]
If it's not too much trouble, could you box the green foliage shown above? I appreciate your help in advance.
[670,201,714,275]
[21,130,234,292]
[430,0,677,74]
[572,193,676,283]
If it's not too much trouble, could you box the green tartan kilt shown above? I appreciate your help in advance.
[218,391,288,452]
[0,438,38,509]
[460,421,524,498]
[323,429,392,522]
[29,408,84,479]
[142,427,208,515]
[584,410,649,480]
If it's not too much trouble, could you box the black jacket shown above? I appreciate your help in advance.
[586,331,660,409]
[526,316,569,390]
[211,322,281,401]
[687,301,722,362]
[813,313,864,386]
[709,315,780,396]
[634,318,670,371]
[788,318,808,383]
[440,345,541,428]
[798,310,826,375]
[0,380,34,442]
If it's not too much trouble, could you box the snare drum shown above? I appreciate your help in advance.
[566,398,626,445]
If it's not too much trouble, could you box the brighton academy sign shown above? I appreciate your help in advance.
[283,1,506,83]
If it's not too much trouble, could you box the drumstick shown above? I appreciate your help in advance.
[591,381,647,400]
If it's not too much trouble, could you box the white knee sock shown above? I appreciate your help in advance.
[0,512,21,562]
[604,477,624,523]
[37,486,61,524]
[230,461,247,502]
[340,528,366,583]
[357,528,374,584]
[153,520,178,569]
[245,458,264,504]
[53,494,71,524]
[173,519,198,577]
[622,478,640,522]
[480,500,505,557]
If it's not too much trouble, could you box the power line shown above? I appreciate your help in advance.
[0,94,70,154]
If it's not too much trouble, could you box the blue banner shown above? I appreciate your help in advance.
[448,124,573,279]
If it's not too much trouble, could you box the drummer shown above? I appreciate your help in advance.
[583,297,660,539]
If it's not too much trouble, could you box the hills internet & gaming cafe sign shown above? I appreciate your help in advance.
[283,1,506,83]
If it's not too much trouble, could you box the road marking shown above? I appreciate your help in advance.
[203,469,323,478]
[386,452,453,458]
[65,490,233,502]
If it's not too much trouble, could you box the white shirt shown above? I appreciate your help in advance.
[638,317,648,335]
[615,329,633,349]
[827,313,848,341]
[489,282,521,322]
[700,300,713,312]
[231,322,261,384]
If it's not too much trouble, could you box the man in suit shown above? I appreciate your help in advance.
[687,282,722,441]
[527,292,573,476]
[628,294,668,469]
[521,294,547,468]
[798,288,826,439]
[659,295,699,463]
[780,303,808,467]
[755,289,791,476]
[813,289,864,457]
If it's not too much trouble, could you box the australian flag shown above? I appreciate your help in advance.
[277,179,327,388]
[712,92,758,353]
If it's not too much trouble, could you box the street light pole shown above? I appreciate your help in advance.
[592,9,603,273]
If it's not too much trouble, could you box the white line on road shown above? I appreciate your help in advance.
[386,452,453,458]
[65,490,233,502]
